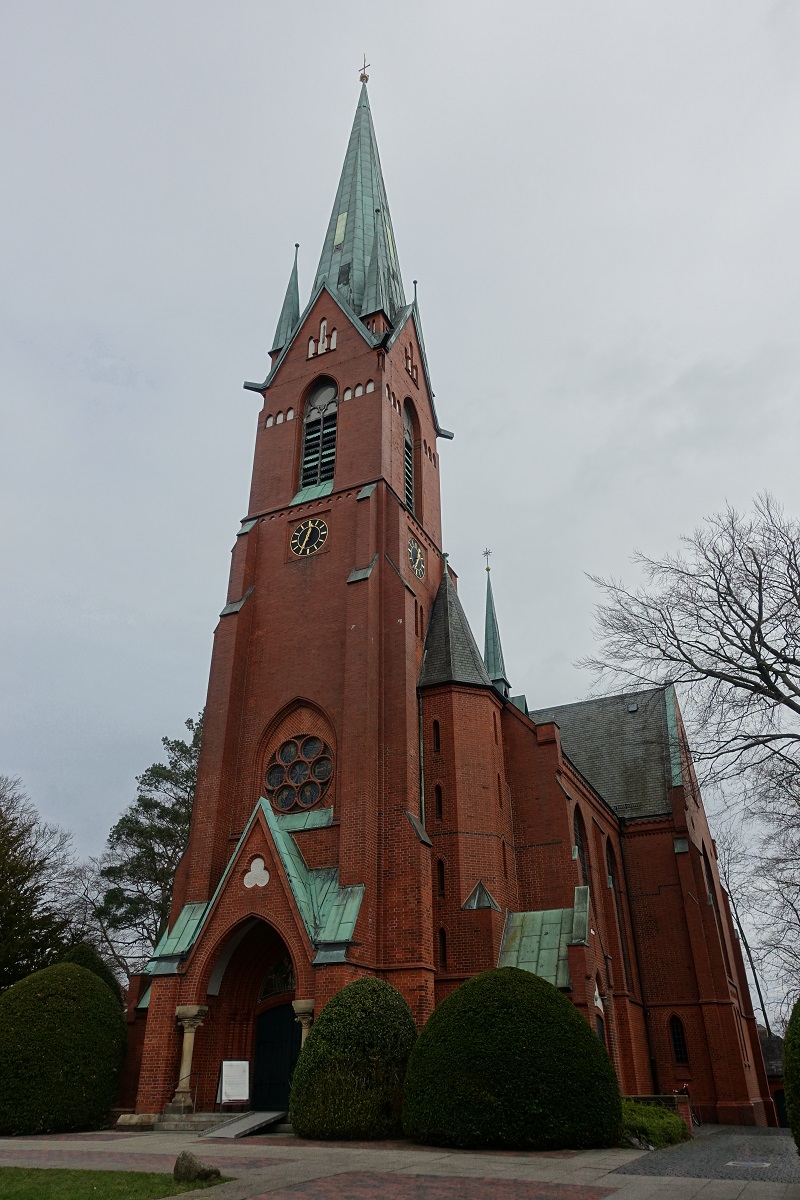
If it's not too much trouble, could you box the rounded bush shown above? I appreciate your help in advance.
[0,963,127,1135]
[622,1099,689,1148]
[289,976,417,1139]
[403,967,622,1149]
[61,943,123,1003]
[785,997,800,1153]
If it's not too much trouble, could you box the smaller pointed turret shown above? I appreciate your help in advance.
[419,568,492,691]
[483,559,510,699]
[270,244,300,355]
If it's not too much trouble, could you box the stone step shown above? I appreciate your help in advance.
[154,1113,231,1133]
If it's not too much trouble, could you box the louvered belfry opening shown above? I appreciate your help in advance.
[301,380,338,488]
[403,402,415,512]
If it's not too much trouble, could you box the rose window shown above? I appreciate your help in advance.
[265,735,333,812]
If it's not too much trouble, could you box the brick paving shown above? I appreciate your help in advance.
[204,1135,580,1158]
[2,1129,800,1199]
[248,1174,614,1199]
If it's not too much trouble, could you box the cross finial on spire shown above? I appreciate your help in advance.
[483,547,492,573]
[359,55,370,83]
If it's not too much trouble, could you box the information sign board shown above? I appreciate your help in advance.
[216,1059,250,1104]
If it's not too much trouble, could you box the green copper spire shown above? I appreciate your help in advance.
[360,214,392,319]
[314,84,405,321]
[271,244,300,353]
[484,557,510,699]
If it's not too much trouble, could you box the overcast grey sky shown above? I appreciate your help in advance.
[2,1,800,860]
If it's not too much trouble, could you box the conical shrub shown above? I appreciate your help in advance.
[403,966,622,1149]
[0,963,127,1135]
[289,976,416,1139]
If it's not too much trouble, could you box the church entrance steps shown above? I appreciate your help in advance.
[202,1110,288,1138]
[153,1112,231,1134]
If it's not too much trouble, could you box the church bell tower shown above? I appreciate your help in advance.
[132,80,457,1116]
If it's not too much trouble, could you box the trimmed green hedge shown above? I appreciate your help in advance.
[403,967,622,1150]
[289,977,417,1139]
[786,997,800,1154]
[61,943,123,1004]
[0,963,127,1135]
[622,1099,689,1148]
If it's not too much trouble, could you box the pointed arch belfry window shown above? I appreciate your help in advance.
[403,402,415,512]
[301,380,338,488]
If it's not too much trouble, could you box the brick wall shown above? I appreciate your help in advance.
[131,291,773,1129]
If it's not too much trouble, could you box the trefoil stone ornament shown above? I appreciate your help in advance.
[244,857,270,888]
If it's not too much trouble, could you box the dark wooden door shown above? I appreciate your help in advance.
[253,1003,302,1111]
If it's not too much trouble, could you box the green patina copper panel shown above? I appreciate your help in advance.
[498,887,591,990]
[143,799,363,976]
[290,480,334,507]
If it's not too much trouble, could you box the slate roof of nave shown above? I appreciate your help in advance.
[530,686,681,820]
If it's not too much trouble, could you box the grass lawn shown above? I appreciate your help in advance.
[0,1166,229,1198]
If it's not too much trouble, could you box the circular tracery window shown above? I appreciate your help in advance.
[265,735,333,812]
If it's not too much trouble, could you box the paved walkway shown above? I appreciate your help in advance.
[0,1126,798,1199]
[614,1127,800,1186]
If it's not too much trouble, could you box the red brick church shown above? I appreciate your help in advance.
[124,81,775,1127]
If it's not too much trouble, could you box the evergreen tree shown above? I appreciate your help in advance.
[95,713,202,975]
[0,777,74,993]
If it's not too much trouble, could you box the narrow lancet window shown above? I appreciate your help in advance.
[301,380,338,488]
[670,1015,689,1063]
[403,402,415,512]
[606,841,632,990]
[574,807,589,886]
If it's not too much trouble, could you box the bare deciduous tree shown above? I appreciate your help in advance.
[582,495,800,1017]
[582,494,800,787]
[747,762,800,1019]
[713,822,775,1031]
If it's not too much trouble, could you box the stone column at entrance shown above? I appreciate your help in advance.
[167,1004,208,1114]
[292,999,314,1044]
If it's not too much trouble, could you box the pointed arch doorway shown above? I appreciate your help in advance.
[207,919,302,1112]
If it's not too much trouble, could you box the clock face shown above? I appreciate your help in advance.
[408,537,425,579]
[290,518,329,557]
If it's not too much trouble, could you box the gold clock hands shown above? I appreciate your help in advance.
[300,524,313,551]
